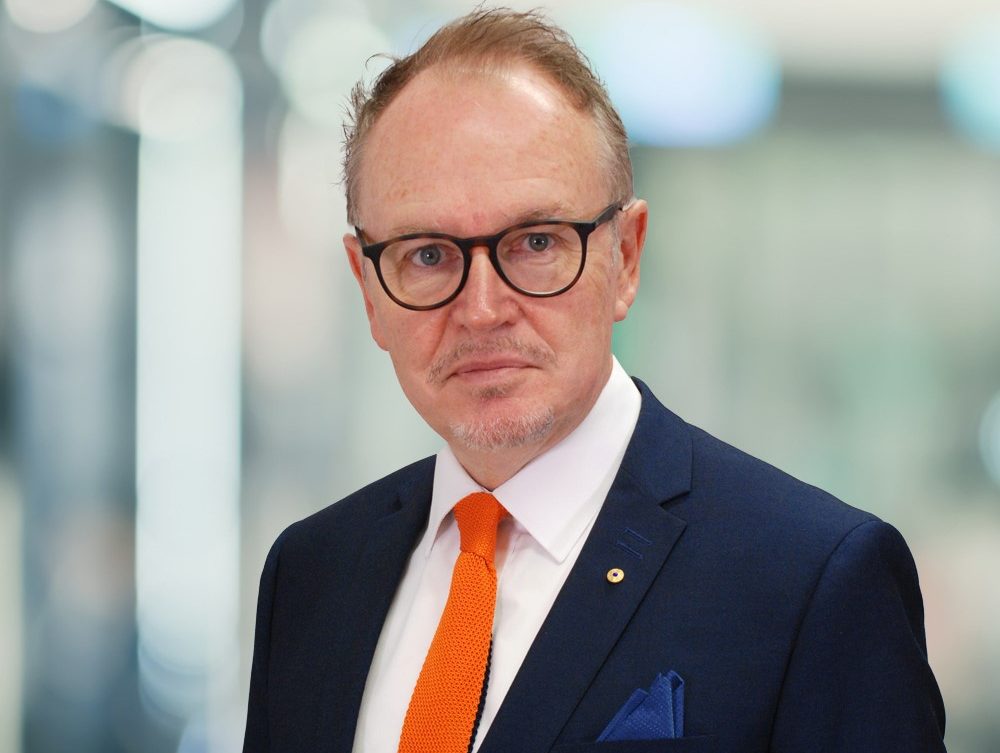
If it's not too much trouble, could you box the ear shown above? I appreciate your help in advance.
[344,232,389,351]
[613,199,648,322]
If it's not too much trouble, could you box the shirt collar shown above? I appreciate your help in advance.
[426,356,641,563]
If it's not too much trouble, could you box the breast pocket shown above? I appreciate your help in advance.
[551,736,718,753]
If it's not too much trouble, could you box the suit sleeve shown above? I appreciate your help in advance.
[243,533,284,753]
[770,519,946,752]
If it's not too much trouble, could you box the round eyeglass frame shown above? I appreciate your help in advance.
[355,203,623,311]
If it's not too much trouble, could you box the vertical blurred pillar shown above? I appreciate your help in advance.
[2,44,141,753]
[0,39,19,752]
[0,468,21,753]
[131,36,244,752]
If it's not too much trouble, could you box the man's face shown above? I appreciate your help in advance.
[345,64,646,472]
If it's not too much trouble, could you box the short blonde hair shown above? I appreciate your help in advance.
[342,7,633,225]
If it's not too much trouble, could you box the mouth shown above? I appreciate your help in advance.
[450,358,535,383]
[427,335,556,385]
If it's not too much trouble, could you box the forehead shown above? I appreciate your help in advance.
[356,64,607,236]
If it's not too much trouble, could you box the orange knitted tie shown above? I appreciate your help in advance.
[398,492,507,753]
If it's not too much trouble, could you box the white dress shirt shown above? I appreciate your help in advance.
[352,357,641,752]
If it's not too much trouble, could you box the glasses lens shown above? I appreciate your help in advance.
[379,238,464,307]
[497,223,584,294]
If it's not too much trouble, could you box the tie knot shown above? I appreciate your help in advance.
[453,492,507,562]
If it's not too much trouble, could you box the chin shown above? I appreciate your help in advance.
[448,403,556,452]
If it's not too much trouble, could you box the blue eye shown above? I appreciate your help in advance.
[526,233,552,252]
[415,245,444,266]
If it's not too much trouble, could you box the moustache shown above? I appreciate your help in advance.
[427,335,556,384]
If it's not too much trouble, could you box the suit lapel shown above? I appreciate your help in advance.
[480,381,693,753]
[324,459,435,752]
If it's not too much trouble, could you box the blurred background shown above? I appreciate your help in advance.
[1,0,998,751]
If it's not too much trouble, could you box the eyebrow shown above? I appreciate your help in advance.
[381,202,579,239]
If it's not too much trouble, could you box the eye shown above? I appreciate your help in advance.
[413,244,445,266]
[525,233,553,252]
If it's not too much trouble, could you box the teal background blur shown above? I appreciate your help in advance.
[1,1,999,752]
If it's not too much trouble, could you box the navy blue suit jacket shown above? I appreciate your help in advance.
[243,380,946,752]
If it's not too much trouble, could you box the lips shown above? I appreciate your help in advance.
[427,335,555,385]
[450,357,534,379]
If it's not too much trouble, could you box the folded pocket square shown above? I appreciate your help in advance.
[597,671,684,742]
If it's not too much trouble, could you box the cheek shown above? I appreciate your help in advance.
[379,309,447,373]
[531,296,613,372]
[564,284,618,357]
[569,269,619,326]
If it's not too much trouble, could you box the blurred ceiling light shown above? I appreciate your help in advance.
[260,0,373,69]
[260,0,317,73]
[579,2,780,147]
[941,17,1000,151]
[4,0,96,34]
[116,36,242,141]
[103,0,238,31]
[262,3,389,126]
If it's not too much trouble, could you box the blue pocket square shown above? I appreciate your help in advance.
[597,671,685,742]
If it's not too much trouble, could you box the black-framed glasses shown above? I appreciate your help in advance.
[355,203,622,311]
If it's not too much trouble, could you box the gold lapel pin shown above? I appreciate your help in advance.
[606,568,625,584]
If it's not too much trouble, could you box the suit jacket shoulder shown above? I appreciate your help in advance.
[535,380,945,753]
[274,454,436,565]
[244,455,435,753]
[681,418,879,570]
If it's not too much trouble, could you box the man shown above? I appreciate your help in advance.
[244,9,946,752]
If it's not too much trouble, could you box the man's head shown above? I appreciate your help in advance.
[342,8,633,228]
[343,8,647,487]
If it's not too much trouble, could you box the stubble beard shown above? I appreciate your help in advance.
[449,394,556,452]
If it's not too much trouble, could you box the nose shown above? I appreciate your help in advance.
[450,246,515,330]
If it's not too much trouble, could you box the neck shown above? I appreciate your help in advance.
[449,442,550,491]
